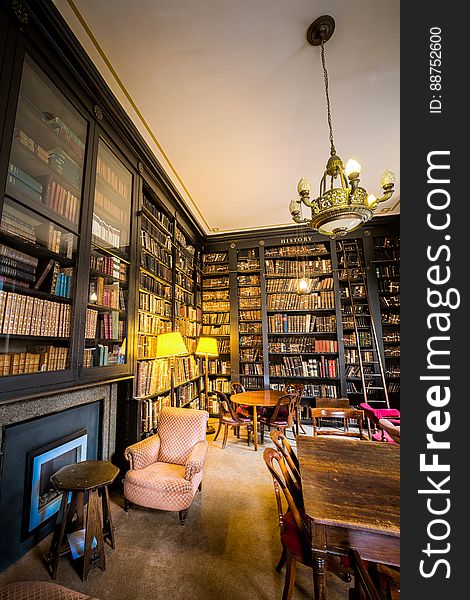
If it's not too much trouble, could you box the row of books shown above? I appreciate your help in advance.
[240,348,263,362]
[383,332,400,343]
[94,188,128,228]
[0,291,70,337]
[140,394,172,432]
[265,258,332,276]
[386,366,400,377]
[96,312,125,340]
[241,363,263,375]
[373,249,400,261]
[346,365,376,377]
[37,173,80,224]
[344,349,374,363]
[378,281,400,293]
[268,338,338,353]
[375,236,400,249]
[175,225,195,256]
[385,347,400,357]
[203,252,227,263]
[218,339,230,353]
[379,295,400,307]
[140,231,172,267]
[202,301,230,313]
[203,276,229,289]
[141,216,172,251]
[388,382,400,393]
[175,270,193,291]
[267,291,335,311]
[135,359,171,397]
[239,322,262,334]
[265,277,333,293]
[202,263,229,275]
[270,382,338,399]
[138,312,172,335]
[238,249,258,260]
[238,274,260,286]
[139,290,172,317]
[203,289,229,301]
[0,346,67,376]
[85,308,98,338]
[14,127,48,163]
[269,355,338,378]
[375,265,400,278]
[239,335,262,348]
[237,259,260,271]
[202,324,230,336]
[265,243,328,257]
[90,254,127,281]
[238,298,261,312]
[92,214,121,249]
[178,304,200,321]
[84,343,124,367]
[238,375,263,390]
[89,278,125,310]
[268,313,317,333]
[239,310,262,321]
[178,380,200,406]
[208,377,231,393]
[342,316,370,329]
[343,331,372,346]
[8,162,43,202]
[238,286,260,298]
[1,207,35,243]
[177,318,200,338]
[176,250,194,272]
[96,155,131,200]
[139,272,171,297]
[42,111,85,160]
[175,287,194,306]
[140,252,172,283]
[142,197,172,233]
[207,359,231,374]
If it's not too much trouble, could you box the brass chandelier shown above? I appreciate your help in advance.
[289,16,395,238]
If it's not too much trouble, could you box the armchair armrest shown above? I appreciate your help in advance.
[124,434,160,470]
[184,440,208,481]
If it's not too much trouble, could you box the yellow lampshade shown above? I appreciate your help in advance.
[195,337,219,358]
[155,331,189,358]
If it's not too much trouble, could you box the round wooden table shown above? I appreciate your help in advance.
[231,390,285,451]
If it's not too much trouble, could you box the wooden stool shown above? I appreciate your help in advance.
[45,460,119,581]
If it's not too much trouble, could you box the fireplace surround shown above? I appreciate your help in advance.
[0,383,117,571]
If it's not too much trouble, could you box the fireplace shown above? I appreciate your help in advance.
[26,430,88,534]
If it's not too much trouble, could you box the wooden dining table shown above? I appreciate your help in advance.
[296,436,400,599]
[230,390,285,451]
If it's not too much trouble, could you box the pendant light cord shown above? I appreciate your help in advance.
[321,41,336,156]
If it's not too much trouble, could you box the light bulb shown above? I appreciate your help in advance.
[289,199,300,215]
[380,169,396,188]
[367,194,378,209]
[297,177,310,194]
[345,159,362,179]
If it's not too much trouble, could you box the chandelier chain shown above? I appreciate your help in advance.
[321,41,335,156]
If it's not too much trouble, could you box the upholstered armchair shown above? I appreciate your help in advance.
[123,407,209,525]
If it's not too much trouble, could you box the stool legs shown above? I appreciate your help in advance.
[83,489,105,580]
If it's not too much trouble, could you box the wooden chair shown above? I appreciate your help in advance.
[348,549,400,600]
[310,407,368,440]
[269,430,302,510]
[263,448,352,600]
[212,390,252,448]
[284,383,306,435]
[259,394,296,443]
[230,381,255,420]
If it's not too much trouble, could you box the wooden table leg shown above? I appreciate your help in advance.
[102,485,115,549]
[313,555,326,600]
[253,408,258,451]
[82,488,105,581]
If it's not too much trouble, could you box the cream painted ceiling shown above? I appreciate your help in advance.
[53,0,400,236]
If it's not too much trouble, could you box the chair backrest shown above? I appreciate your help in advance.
[230,382,245,394]
[211,390,239,421]
[270,430,302,509]
[263,448,309,543]
[157,407,208,465]
[310,407,366,439]
[315,396,349,409]
[270,393,296,426]
[348,550,382,600]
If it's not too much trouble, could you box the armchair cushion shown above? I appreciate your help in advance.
[124,434,161,470]
[184,440,208,481]
[126,462,191,494]
[158,407,208,465]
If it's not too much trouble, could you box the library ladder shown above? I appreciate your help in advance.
[338,239,390,409]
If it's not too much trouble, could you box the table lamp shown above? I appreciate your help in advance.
[196,336,219,434]
[156,331,189,406]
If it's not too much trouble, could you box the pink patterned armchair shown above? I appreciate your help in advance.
[123,407,209,525]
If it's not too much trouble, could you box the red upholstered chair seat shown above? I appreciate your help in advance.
[280,510,310,564]
[359,403,400,424]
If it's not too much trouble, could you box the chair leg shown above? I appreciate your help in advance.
[260,422,265,443]
[198,481,202,492]
[276,546,287,572]
[179,509,188,526]
[213,421,222,441]
[282,555,297,600]
[222,424,229,449]
[124,498,130,513]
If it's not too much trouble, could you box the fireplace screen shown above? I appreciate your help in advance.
[28,430,87,533]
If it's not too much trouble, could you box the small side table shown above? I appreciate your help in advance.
[45,460,119,581]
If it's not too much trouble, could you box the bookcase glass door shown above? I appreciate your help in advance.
[0,54,87,378]
[85,138,132,368]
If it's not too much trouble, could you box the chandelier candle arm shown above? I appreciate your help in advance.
[288,16,396,238]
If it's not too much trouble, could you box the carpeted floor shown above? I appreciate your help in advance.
[0,421,351,599]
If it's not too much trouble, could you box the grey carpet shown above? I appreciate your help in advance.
[0,421,350,599]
